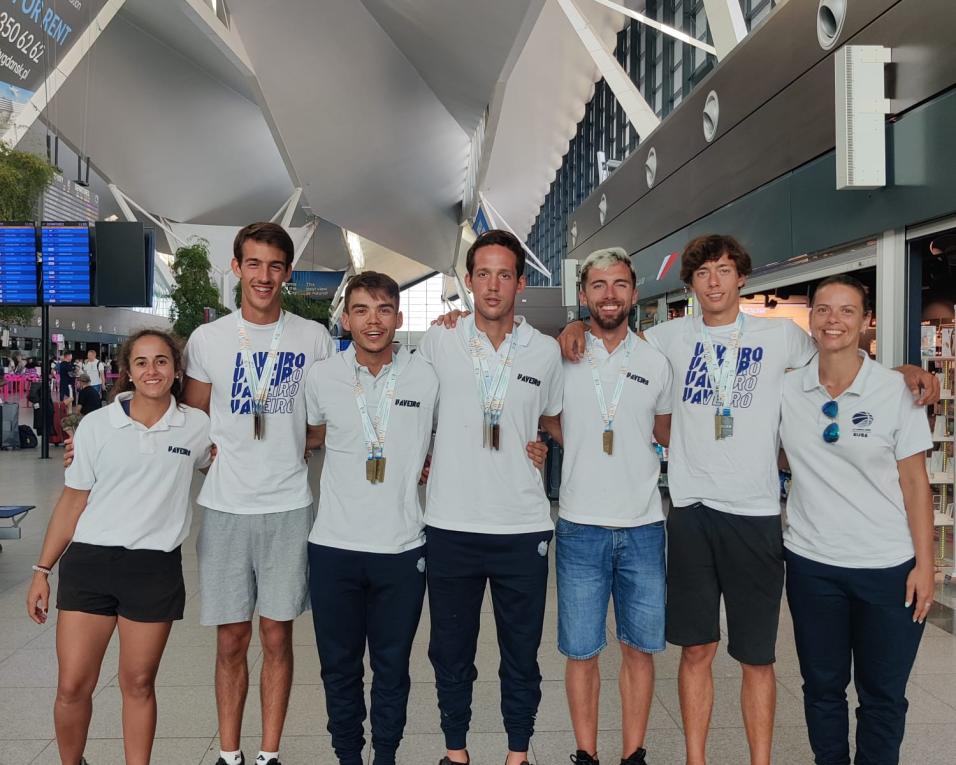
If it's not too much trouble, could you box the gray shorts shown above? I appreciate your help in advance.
[197,505,314,626]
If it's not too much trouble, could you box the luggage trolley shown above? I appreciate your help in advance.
[0,506,35,552]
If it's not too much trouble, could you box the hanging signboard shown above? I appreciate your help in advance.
[0,0,107,132]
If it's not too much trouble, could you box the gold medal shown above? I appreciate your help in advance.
[375,456,386,483]
[714,413,734,440]
[602,429,614,455]
[366,458,376,482]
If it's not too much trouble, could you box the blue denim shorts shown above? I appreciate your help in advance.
[556,517,666,659]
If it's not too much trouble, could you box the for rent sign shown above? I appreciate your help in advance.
[0,0,106,130]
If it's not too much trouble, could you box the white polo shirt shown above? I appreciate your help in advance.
[185,311,335,515]
[559,331,672,527]
[65,393,213,552]
[305,346,437,553]
[418,315,563,534]
[780,352,932,568]
[644,314,816,516]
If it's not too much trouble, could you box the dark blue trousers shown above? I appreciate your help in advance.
[785,550,925,765]
[425,525,552,753]
[309,543,426,765]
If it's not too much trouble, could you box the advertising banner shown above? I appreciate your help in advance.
[0,0,107,132]
[288,270,346,300]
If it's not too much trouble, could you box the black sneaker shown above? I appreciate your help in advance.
[571,752,599,764]
[215,755,245,765]
[256,760,281,765]
[439,758,469,765]
[620,748,648,765]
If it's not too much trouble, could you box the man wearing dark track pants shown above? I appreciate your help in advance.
[304,272,437,765]
[417,229,563,765]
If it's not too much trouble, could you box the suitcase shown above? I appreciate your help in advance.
[50,401,69,446]
[0,402,19,450]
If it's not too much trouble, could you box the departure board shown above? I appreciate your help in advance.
[0,223,39,305]
[41,222,92,305]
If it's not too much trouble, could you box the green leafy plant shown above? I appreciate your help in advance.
[0,143,56,220]
[0,306,35,326]
[234,282,331,326]
[0,144,55,325]
[169,239,229,339]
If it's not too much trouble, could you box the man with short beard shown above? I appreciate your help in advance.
[554,248,672,765]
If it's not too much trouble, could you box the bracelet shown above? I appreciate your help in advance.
[31,564,52,576]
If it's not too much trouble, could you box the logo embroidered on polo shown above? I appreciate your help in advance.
[627,372,649,385]
[168,446,192,456]
[851,411,874,438]
[517,373,541,387]
[394,399,421,408]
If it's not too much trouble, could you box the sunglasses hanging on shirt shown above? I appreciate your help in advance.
[822,399,840,444]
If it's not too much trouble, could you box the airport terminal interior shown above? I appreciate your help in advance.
[1,0,956,763]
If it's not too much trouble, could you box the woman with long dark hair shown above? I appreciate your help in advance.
[780,275,934,764]
[26,329,212,765]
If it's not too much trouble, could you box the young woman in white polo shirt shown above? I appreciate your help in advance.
[26,329,212,765]
[779,275,934,765]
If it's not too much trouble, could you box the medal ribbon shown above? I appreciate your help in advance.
[468,321,519,426]
[699,313,744,413]
[585,331,633,432]
[236,311,287,417]
[353,360,401,460]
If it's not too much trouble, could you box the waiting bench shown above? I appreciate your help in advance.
[0,506,35,552]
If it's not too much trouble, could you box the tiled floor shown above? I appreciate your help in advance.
[1,448,955,764]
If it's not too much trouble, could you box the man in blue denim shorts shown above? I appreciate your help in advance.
[553,248,673,765]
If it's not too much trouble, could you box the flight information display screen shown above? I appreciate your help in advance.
[0,223,39,305]
[41,222,92,305]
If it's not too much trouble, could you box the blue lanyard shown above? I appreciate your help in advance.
[585,332,633,432]
[236,311,286,414]
[468,322,518,425]
[699,313,743,412]
[352,359,400,459]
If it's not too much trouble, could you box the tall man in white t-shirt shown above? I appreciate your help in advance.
[82,348,105,394]
[558,235,938,765]
[183,222,335,765]
[418,229,563,765]
[303,271,437,765]
[555,248,672,765]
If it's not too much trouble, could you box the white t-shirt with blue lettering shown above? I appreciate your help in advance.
[644,314,815,516]
[186,311,335,515]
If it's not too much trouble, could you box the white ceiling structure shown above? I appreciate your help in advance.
[26,0,630,286]
[482,0,623,237]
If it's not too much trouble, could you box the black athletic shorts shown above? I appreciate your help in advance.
[57,542,186,622]
[665,503,784,665]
